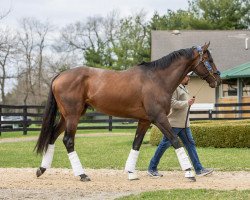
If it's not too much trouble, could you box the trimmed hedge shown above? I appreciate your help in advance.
[149,120,250,148]
[149,125,163,146]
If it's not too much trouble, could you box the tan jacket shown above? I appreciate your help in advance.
[168,84,190,128]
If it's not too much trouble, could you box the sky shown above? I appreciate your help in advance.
[1,0,189,28]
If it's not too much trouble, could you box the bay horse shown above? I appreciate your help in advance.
[35,42,221,181]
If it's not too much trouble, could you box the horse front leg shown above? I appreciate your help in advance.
[63,116,90,182]
[125,120,150,180]
[154,113,196,181]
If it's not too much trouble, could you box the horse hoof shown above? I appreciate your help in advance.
[36,167,46,177]
[80,174,91,182]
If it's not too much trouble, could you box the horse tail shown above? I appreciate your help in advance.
[35,75,59,154]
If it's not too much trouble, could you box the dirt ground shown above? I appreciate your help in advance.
[0,168,249,200]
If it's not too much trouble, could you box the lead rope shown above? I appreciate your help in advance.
[184,81,206,143]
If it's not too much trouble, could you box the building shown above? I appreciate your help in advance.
[219,62,250,117]
[151,30,250,104]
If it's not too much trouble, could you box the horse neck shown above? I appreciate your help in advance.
[156,58,192,94]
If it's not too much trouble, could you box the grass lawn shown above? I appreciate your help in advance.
[0,134,249,171]
[117,189,250,200]
[0,127,136,138]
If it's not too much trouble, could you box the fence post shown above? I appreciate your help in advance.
[108,116,112,132]
[23,106,28,135]
[208,109,213,119]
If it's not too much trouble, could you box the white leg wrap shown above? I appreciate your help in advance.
[125,149,139,173]
[185,170,195,178]
[41,144,55,169]
[68,151,85,176]
[175,147,192,171]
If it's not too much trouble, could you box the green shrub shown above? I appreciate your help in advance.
[149,125,163,146]
[149,120,250,148]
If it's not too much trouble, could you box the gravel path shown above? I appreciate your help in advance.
[0,168,249,200]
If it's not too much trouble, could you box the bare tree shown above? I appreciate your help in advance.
[56,12,120,68]
[0,28,18,104]
[33,20,53,95]
[55,21,88,61]
[0,8,11,21]
[17,18,53,105]
[18,18,36,104]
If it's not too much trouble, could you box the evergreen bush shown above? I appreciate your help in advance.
[149,120,250,148]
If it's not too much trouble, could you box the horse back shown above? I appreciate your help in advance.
[52,66,148,119]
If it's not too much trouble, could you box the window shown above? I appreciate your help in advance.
[221,79,237,97]
[242,79,250,96]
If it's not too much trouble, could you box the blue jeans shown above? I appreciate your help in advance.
[148,127,203,173]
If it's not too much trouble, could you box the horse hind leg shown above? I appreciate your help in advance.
[36,116,66,177]
[63,115,90,182]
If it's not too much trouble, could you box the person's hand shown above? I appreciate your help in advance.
[188,98,195,106]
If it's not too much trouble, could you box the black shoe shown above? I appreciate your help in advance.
[196,168,214,176]
[147,170,163,177]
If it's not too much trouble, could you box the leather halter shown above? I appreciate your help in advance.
[192,46,220,80]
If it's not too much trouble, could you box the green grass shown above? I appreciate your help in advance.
[117,189,250,200]
[0,134,249,170]
[0,128,136,138]
[1,119,247,139]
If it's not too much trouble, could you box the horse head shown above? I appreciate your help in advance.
[191,42,222,88]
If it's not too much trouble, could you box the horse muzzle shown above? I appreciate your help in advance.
[209,81,217,88]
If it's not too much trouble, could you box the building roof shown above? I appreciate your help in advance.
[221,62,250,79]
[151,30,250,72]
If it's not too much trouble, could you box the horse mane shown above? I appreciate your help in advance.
[139,48,193,70]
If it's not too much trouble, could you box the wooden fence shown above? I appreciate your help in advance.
[0,103,250,135]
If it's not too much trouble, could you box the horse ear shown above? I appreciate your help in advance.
[202,42,210,52]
